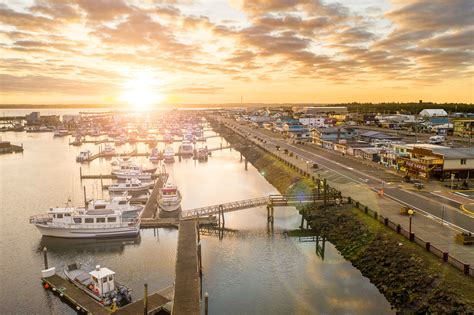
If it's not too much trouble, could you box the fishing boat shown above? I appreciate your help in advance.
[29,195,143,238]
[158,183,182,212]
[178,141,194,157]
[64,263,132,307]
[76,149,92,162]
[114,170,152,180]
[163,147,175,163]
[197,147,209,161]
[149,147,160,163]
[108,178,154,193]
[112,163,157,174]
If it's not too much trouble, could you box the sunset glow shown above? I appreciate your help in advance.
[0,0,473,105]
[119,71,165,110]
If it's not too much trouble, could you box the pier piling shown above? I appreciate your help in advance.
[204,292,209,315]
[83,186,87,206]
[43,247,48,270]
[144,283,148,314]
[244,158,248,171]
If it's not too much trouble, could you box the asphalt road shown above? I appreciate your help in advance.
[223,120,474,233]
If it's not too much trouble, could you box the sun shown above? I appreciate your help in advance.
[119,71,165,110]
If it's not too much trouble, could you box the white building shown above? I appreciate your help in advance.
[299,117,326,128]
[419,109,448,117]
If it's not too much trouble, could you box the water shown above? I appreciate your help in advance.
[0,112,392,314]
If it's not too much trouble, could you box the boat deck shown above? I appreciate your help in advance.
[114,292,171,314]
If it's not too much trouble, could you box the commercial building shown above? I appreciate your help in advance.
[453,118,474,138]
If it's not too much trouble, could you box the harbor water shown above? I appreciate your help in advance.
[0,111,393,314]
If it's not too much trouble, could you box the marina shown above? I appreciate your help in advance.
[1,109,393,314]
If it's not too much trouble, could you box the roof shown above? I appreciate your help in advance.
[360,131,401,139]
[431,147,474,159]
[89,267,115,279]
[419,109,448,117]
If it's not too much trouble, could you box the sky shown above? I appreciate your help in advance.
[0,0,473,107]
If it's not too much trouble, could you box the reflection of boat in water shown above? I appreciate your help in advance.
[39,235,141,253]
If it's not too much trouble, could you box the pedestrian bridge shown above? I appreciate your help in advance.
[180,192,339,220]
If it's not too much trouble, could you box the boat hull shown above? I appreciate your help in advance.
[158,201,181,212]
[33,224,140,239]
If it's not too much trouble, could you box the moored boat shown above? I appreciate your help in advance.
[29,195,143,238]
[158,183,182,212]
[108,178,154,193]
[64,263,132,307]
[76,149,92,162]
[163,147,175,163]
[114,170,152,180]
[178,141,194,157]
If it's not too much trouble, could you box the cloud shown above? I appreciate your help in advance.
[76,0,133,21]
[0,4,58,31]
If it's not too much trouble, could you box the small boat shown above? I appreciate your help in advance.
[108,178,154,193]
[53,127,70,137]
[158,183,182,212]
[114,170,152,180]
[64,263,132,307]
[149,147,160,163]
[163,133,173,143]
[71,135,82,146]
[29,195,143,238]
[178,141,194,157]
[197,147,209,161]
[76,149,92,162]
[26,126,52,133]
[163,147,175,163]
[115,134,127,145]
[102,144,115,155]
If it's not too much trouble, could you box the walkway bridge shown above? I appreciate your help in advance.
[180,193,339,220]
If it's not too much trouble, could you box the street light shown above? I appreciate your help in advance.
[408,209,414,241]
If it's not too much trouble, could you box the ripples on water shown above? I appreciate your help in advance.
[0,119,392,314]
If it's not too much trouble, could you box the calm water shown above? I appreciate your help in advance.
[0,112,392,314]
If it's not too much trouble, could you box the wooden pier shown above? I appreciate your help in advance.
[172,220,201,315]
[141,173,169,219]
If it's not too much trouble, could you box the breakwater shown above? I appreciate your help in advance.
[214,124,313,195]
[305,204,474,313]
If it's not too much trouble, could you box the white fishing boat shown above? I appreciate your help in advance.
[29,195,143,238]
[158,183,182,212]
[163,147,175,163]
[64,263,132,307]
[76,149,92,162]
[114,170,152,180]
[112,163,157,174]
[149,147,160,163]
[178,141,194,157]
[108,178,154,193]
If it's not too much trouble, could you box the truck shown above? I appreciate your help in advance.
[428,135,445,144]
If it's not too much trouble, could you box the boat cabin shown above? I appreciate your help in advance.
[89,265,116,296]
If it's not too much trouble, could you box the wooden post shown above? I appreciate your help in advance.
[300,214,304,229]
[100,175,103,190]
[83,186,87,206]
[144,283,148,315]
[197,215,200,243]
[317,179,321,199]
[43,247,48,270]
[221,209,225,227]
[323,178,327,206]
[80,167,82,180]
[245,158,248,171]
[204,292,209,315]
[240,152,242,162]
[198,242,202,277]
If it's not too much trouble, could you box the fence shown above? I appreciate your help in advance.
[347,197,473,277]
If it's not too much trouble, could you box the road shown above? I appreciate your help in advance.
[222,119,474,233]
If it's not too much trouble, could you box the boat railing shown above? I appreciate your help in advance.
[30,216,139,229]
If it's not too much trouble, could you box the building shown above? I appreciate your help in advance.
[299,117,326,128]
[431,147,474,181]
[359,131,403,143]
[311,127,357,144]
[26,112,40,125]
[295,106,348,115]
[419,109,448,117]
[453,118,474,138]
[63,115,81,124]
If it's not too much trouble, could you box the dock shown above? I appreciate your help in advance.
[141,173,169,219]
[42,274,111,314]
[173,220,201,315]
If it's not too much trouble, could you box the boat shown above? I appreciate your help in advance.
[26,126,52,133]
[64,263,132,307]
[158,183,182,212]
[76,149,92,162]
[108,178,154,193]
[112,163,157,174]
[163,147,175,163]
[197,147,209,161]
[30,195,143,238]
[71,135,82,146]
[115,134,127,145]
[102,144,115,155]
[163,133,173,143]
[178,141,194,157]
[53,127,71,137]
[114,170,152,180]
[149,147,160,163]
